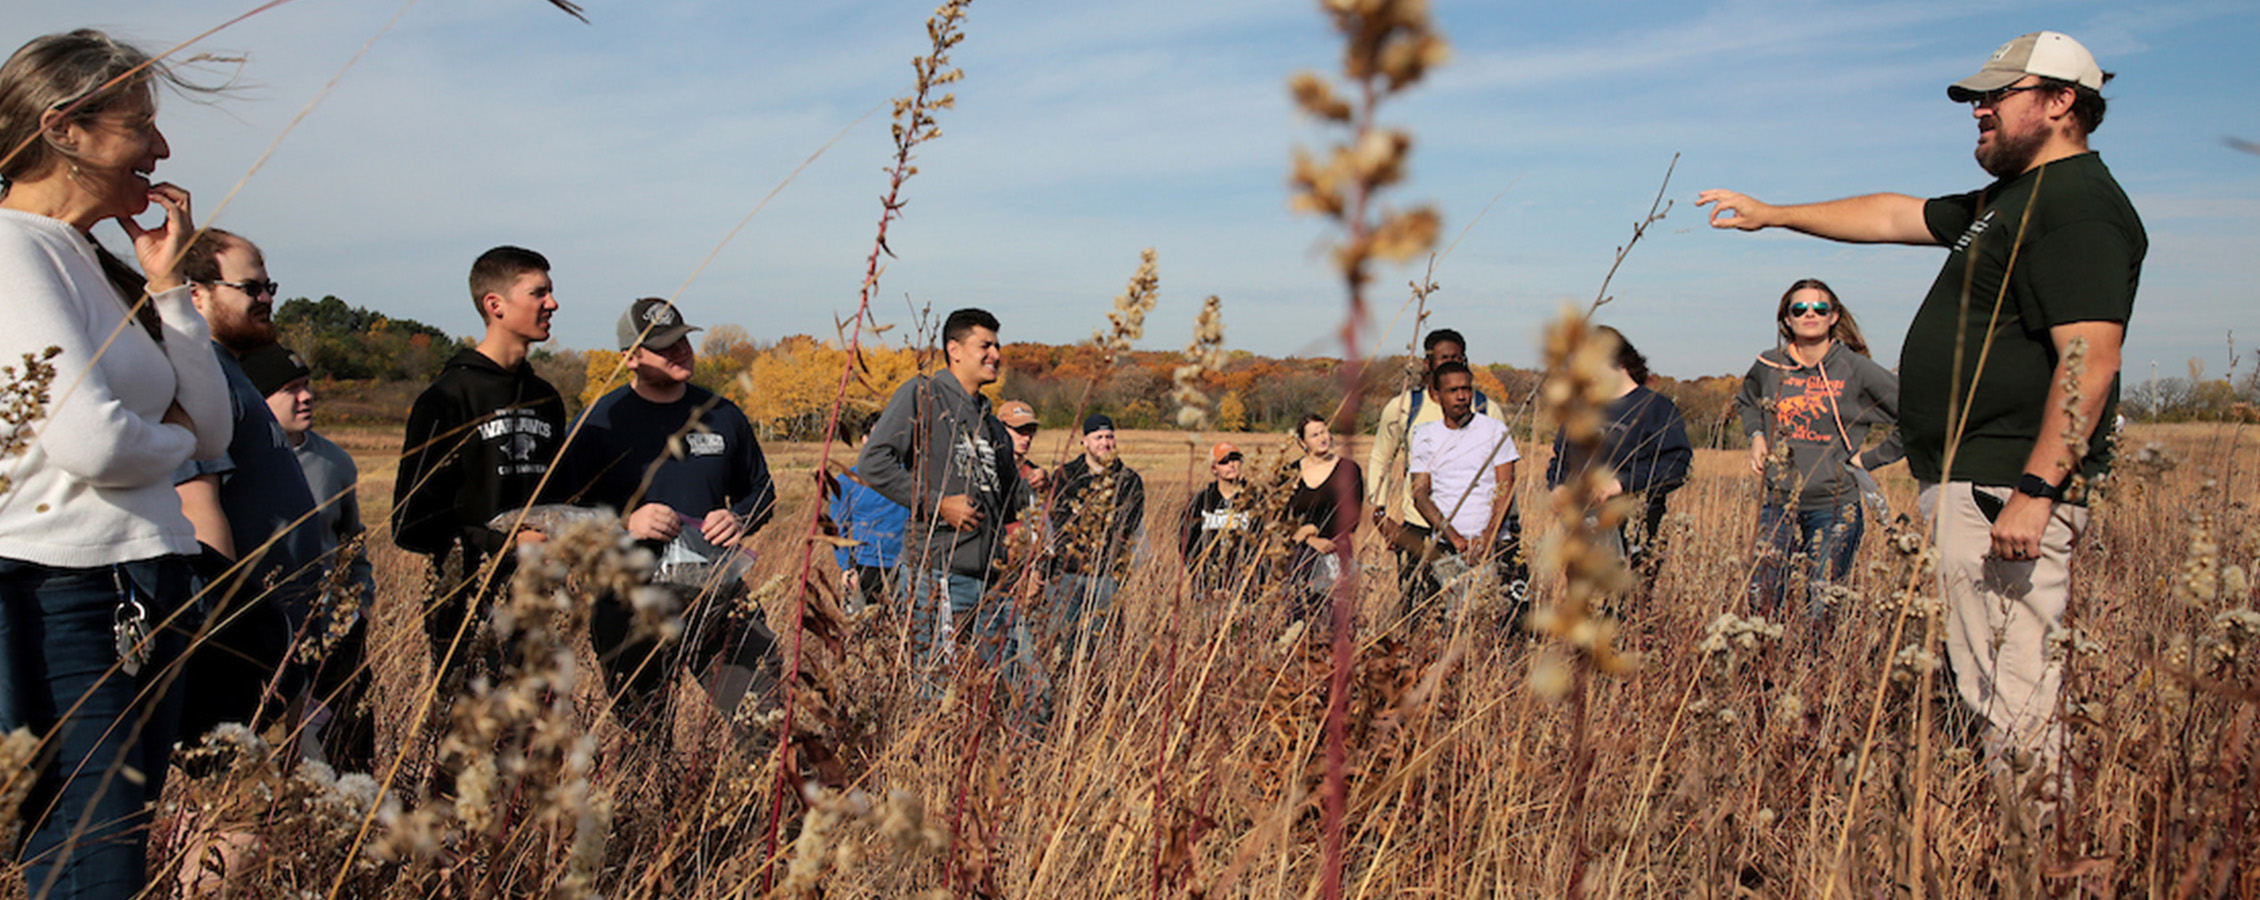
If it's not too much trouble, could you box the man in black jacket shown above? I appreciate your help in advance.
[1045,414,1145,650]
[392,246,568,686]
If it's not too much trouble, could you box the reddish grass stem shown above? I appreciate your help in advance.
[757,3,970,890]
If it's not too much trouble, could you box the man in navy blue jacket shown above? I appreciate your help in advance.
[565,298,778,730]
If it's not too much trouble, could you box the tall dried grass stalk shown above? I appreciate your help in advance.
[1585,154,1677,315]
[1288,2,1450,895]
[1170,295,1225,429]
[1526,307,1639,899]
[1097,248,1161,364]
[760,0,973,891]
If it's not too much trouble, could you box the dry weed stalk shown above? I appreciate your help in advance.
[1097,248,1161,364]
[430,520,625,897]
[758,0,973,892]
[0,727,40,858]
[1526,308,1640,900]
[0,351,68,862]
[1288,3,1449,895]
[0,348,60,497]
[780,782,949,897]
[1169,294,1226,429]
[1585,154,1678,315]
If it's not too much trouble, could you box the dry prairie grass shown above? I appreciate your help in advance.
[20,0,2234,893]
[127,419,2256,898]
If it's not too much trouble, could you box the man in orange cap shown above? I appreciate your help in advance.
[1179,441,1256,594]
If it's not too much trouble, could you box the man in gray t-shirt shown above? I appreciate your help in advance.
[239,341,375,772]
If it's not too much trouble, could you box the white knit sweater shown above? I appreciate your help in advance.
[0,209,232,567]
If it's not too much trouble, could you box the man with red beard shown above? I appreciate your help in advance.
[1698,32,2144,787]
[173,228,324,739]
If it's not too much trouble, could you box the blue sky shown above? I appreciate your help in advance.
[24,0,2260,381]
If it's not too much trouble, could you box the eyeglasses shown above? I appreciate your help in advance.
[1789,301,1834,317]
[1011,424,1039,436]
[210,279,280,297]
[1968,82,2052,109]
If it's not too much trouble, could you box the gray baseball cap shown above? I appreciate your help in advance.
[1947,31,2105,102]
[617,297,702,350]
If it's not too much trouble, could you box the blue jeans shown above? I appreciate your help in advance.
[1750,502,1864,621]
[898,565,1015,669]
[0,556,192,900]
[1042,573,1118,651]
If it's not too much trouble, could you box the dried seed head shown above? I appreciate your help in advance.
[1094,248,1160,361]
[1171,294,1228,428]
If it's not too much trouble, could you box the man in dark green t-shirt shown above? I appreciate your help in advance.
[1695,31,2143,782]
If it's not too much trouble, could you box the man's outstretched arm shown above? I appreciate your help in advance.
[1697,190,1938,245]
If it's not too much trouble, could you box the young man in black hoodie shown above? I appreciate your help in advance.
[392,246,568,687]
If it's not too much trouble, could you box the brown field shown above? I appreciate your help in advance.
[135,420,2260,898]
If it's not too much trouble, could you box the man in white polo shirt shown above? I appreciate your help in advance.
[1407,361,1525,626]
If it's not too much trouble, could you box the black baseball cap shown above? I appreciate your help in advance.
[617,297,702,350]
[239,343,312,397]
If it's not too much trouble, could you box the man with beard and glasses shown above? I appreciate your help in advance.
[1698,32,2144,788]
[173,228,324,742]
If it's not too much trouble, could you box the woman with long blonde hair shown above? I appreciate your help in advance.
[1734,278,1901,622]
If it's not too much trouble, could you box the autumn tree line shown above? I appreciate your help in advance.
[284,295,2260,441]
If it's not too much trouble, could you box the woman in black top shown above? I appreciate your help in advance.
[1285,413,1363,620]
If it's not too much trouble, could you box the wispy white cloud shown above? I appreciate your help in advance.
[15,0,2255,382]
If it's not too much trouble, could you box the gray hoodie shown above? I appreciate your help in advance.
[1735,341,1902,511]
[856,372,1025,578]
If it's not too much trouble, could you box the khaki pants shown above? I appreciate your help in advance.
[1920,481,2089,772]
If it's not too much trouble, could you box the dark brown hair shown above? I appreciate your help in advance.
[1594,325,1651,386]
[180,227,245,285]
[467,245,550,321]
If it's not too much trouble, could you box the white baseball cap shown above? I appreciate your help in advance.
[1946,31,2105,102]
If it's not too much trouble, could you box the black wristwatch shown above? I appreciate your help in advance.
[2015,473,2063,502]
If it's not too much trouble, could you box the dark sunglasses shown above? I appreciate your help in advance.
[1011,423,1039,436]
[1789,301,1834,317]
[1968,82,2052,109]
[211,278,280,297]
[1217,453,1243,464]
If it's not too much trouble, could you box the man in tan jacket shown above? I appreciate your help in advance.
[1365,328,1506,617]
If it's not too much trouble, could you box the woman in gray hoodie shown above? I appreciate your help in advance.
[1735,279,1901,621]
